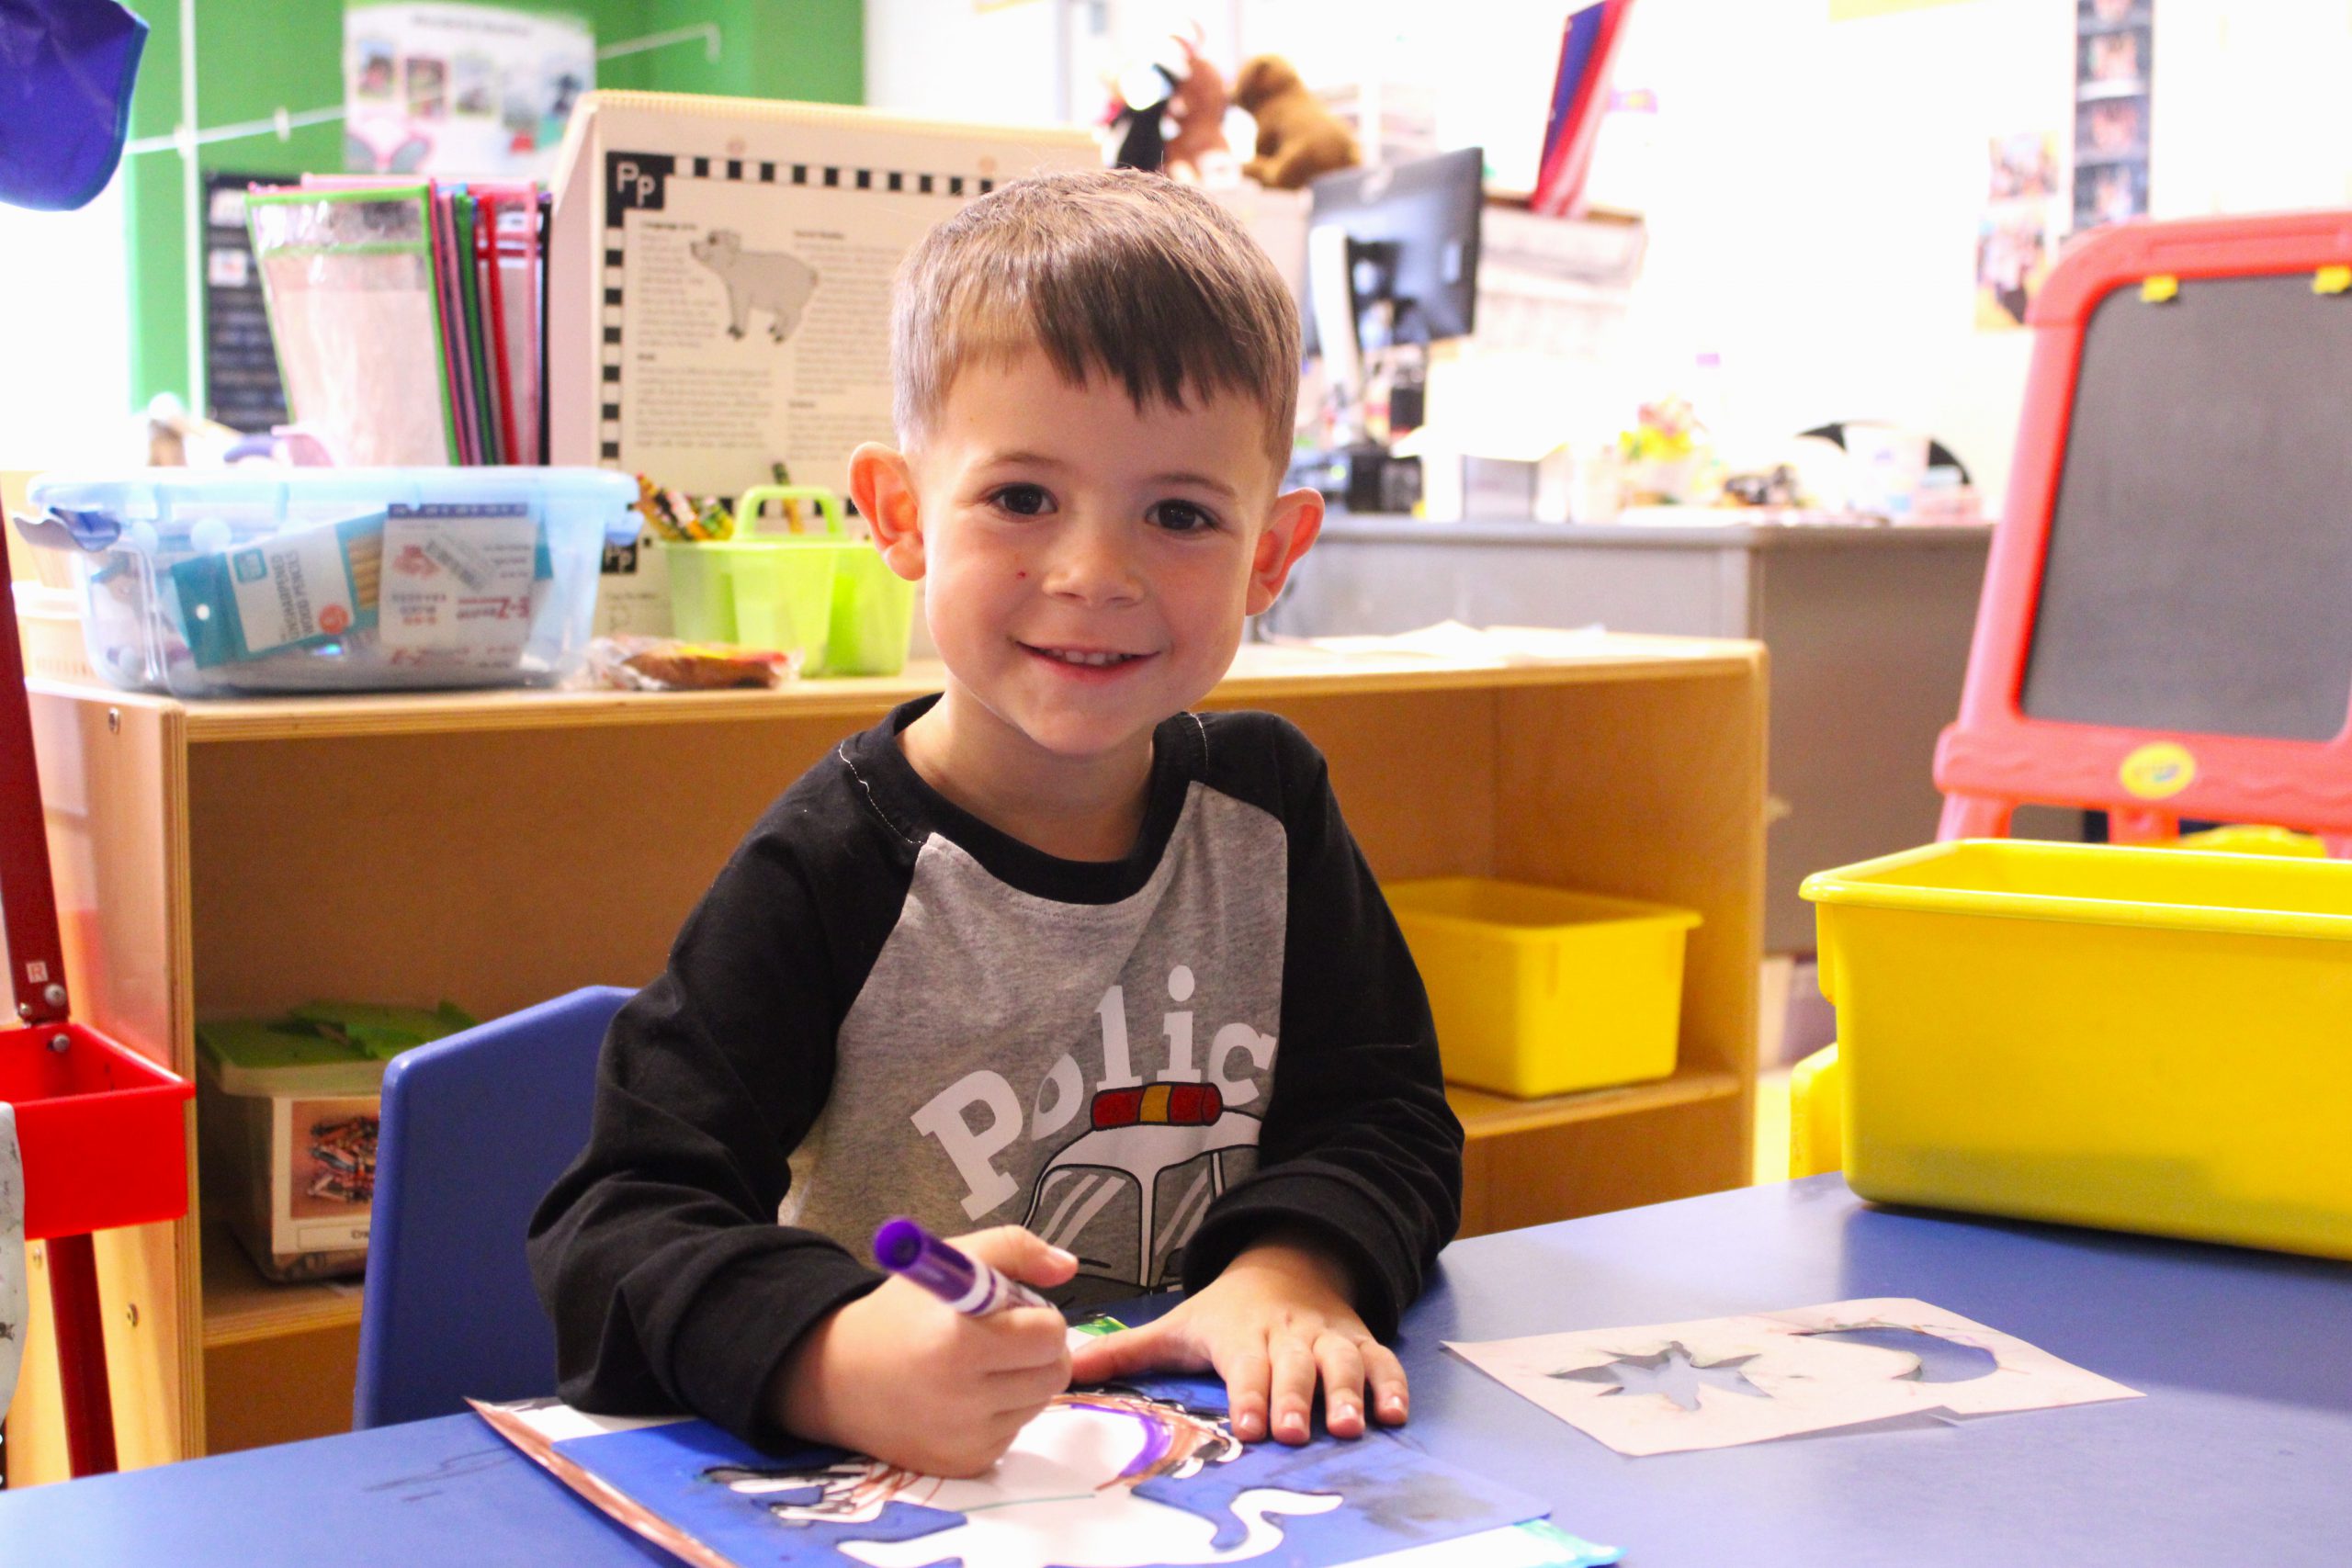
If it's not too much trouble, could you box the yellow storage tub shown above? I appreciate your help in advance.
[1385,877,1700,1099]
[1802,840,2352,1259]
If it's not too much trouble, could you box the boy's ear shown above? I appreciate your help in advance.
[850,441,926,581]
[1245,485,1324,615]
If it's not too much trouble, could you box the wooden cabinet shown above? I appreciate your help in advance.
[1272,514,1993,952]
[8,636,1762,1481]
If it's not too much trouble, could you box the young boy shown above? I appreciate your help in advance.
[529,167,1462,1480]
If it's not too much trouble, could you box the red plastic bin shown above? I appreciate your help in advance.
[2,1022,192,1242]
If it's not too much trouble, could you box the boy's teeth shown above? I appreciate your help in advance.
[1044,648,1133,666]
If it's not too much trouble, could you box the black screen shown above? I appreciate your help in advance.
[1305,148,1484,348]
[2020,273,2352,741]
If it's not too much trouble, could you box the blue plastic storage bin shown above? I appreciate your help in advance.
[18,468,639,696]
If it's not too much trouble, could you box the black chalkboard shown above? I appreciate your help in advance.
[2020,273,2352,741]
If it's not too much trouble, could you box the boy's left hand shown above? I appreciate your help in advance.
[1066,1231,1407,1445]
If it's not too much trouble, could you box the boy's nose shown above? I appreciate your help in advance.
[1043,519,1144,606]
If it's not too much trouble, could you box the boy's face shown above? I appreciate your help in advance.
[854,348,1319,771]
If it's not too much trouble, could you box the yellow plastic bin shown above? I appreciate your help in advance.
[1802,839,2352,1259]
[1385,876,1701,1099]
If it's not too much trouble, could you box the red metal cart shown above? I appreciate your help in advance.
[0,539,193,1478]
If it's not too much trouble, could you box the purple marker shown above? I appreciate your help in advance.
[872,1217,1054,1316]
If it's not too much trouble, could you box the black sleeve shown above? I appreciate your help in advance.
[1179,723,1464,1337]
[526,814,892,1446]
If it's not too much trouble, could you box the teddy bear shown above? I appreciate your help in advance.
[1231,54,1360,190]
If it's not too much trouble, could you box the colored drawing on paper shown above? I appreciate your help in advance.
[715,1390,1334,1567]
[1447,1297,2142,1456]
[514,1378,1546,1568]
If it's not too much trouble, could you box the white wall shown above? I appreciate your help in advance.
[863,0,1065,125]
[1593,0,2352,515]
[1596,0,2075,512]
[864,0,2352,517]
[0,177,131,469]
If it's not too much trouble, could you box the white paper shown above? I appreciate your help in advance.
[1338,1522,1617,1568]
[490,1394,1612,1567]
[581,104,1095,503]
[1267,620,1609,663]
[1447,1297,2142,1457]
[552,96,1095,634]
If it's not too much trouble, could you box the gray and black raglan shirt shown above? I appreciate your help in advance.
[528,696,1463,1445]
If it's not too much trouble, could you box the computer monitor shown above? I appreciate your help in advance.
[1304,147,1485,365]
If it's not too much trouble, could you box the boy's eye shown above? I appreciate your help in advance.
[989,484,1053,516]
[1148,500,1219,535]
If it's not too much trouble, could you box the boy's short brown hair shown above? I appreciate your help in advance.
[892,167,1301,474]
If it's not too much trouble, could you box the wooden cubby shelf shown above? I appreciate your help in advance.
[14,636,1764,1479]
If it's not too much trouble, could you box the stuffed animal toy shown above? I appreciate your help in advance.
[1101,58,1179,172]
[1232,54,1359,190]
[1160,34,1232,181]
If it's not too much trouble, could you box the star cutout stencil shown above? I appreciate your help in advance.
[1548,1342,1770,1412]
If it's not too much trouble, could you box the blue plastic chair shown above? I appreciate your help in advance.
[352,986,630,1429]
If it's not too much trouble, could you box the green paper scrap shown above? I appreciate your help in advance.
[288,999,478,1055]
[195,1019,367,1073]
[1068,1314,1130,1337]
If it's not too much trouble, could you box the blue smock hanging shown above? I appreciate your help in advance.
[0,0,149,211]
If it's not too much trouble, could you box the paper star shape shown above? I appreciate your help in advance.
[1548,1342,1770,1412]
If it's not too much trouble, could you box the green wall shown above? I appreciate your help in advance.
[122,0,863,410]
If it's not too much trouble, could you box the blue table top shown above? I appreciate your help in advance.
[6,1177,2348,1567]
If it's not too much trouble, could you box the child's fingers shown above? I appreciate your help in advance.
[1213,1334,1274,1442]
[1313,1332,1369,1438]
[1068,1317,1204,1384]
[984,1354,1073,1416]
[1266,1331,1320,1445]
[1363,1340,1410,1425]
[943,1298,1072,1373]
[952,1224,1080,1289]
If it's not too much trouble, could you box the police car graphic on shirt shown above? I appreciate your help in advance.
[1021,1083,1261,1292]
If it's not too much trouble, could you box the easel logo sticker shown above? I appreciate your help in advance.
[2120,741,2198,800]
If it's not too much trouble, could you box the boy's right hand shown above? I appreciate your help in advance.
[773,1225,1076,1478]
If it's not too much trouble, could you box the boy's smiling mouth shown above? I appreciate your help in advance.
[1021,642,1154,671]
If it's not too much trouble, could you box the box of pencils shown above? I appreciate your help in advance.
[16,468,638,696]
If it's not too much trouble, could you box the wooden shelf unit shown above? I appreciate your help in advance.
[10,636,1765,1480]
